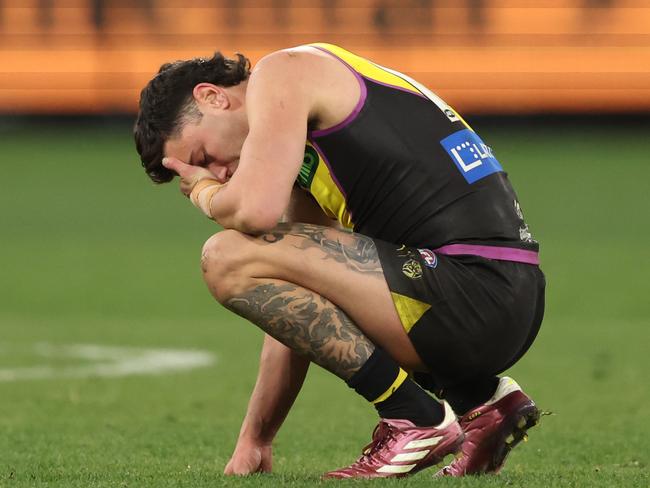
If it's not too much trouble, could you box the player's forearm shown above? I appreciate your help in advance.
[208,188,253,232]
[192,183,284,234]
[238,335,310,444]
[188,176,338,233]
[183,177,264,233]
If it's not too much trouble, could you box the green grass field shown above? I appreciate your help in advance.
[1,118,648,487]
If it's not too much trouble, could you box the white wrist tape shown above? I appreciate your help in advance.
[189,178,224,218]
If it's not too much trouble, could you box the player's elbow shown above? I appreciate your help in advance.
[232,205,283,235]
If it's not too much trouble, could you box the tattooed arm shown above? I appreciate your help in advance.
[225,335,310,475]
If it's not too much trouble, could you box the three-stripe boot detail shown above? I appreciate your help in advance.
[323,401,464,479]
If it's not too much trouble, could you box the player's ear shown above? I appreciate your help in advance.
[193,83,230,111]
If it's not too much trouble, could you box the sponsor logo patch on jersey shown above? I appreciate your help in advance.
[297,145,319,189]
[440,129,503,184]
[417,249,438,268]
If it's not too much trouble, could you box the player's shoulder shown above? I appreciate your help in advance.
[251,44,339,82]
[246,44,347,109]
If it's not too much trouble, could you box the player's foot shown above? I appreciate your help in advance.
[436,376,540,477]
[323,401,463,479]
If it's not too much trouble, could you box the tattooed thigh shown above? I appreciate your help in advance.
[259,223,382,275]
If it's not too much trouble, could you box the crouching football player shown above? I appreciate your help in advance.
[134,43,546,478]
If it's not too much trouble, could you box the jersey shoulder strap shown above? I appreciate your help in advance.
[307,42,421,96]
[307,42,471,129]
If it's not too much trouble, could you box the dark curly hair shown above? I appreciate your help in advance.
[134,52,251,183]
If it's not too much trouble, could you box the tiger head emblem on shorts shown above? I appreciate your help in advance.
[402,259,423,279]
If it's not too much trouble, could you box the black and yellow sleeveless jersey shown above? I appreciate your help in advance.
[297,43,538,254]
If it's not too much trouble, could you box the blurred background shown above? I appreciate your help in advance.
[1,0,649,113]
[1,2,649,487]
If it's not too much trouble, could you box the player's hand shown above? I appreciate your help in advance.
[224,439,272,476]
[161,157,218,197]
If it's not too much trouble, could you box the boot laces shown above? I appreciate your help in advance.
[358,422,396,463]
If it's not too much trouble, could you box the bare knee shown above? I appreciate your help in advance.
[201,230,256,303]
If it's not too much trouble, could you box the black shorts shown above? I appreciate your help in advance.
[373,239,546,390]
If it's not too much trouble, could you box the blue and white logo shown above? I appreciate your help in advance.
[440,129,503,184]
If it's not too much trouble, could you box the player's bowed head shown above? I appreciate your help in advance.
[134,51,251,185]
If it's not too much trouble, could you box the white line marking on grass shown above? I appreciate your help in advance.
[0,343,216,382]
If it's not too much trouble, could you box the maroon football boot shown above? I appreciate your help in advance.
[437,377,540,477]
[323,401,464,479]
